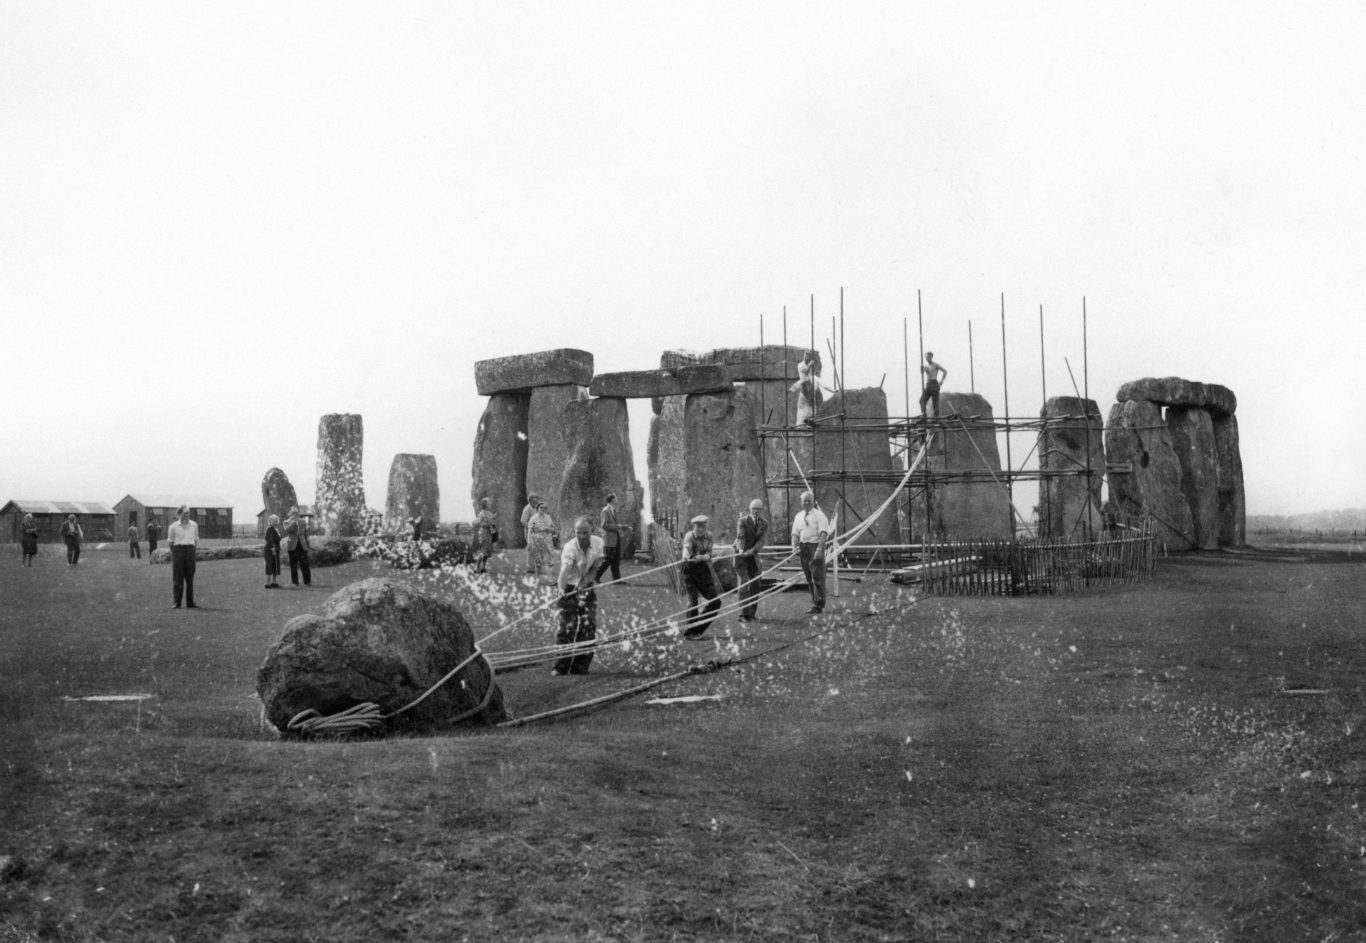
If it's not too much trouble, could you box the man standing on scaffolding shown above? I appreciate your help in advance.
[791,490,832,615]
[919,351,947,418]
[553,516,604,676]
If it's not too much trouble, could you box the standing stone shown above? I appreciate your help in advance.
[524,384,589,527]
[647,394,687,528]
[811,388,896,545]
[1104,400,1196,549]
[1167,407,1219,550]
[739,378,811,529]
[915,392,1012,538]
[384,454,439,535]
[315,414,366,538]
[1037,397,1105,539]
[256,578,505,734]
[471,393,530,547]
[261,468,299,530]
[1213,415,1246,547]
[556,397,639,546]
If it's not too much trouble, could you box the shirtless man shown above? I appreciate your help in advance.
[919,352,947,418]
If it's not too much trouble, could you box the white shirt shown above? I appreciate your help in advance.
[791,507,831,545]
[168,519,199,546]
[559,535,604,591]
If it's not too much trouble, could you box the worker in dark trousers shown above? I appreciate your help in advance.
[554,517,603,675]
[681,515,722,639]
[168,505,199,609]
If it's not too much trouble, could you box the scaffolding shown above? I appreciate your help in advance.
[753,291,1154,595]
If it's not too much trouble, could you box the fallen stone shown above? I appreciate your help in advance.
[471,393,530,547]
[315,414,366,538]
[1104,399,1197,549]
[475,349,593,396]
[256,578,506,735]
[384,454,440,535]
[1037,397,1105,539]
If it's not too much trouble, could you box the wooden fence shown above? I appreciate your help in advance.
[893,520,1156,596]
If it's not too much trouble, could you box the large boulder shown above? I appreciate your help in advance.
[1213,415,1246,547]
[384,454,439,535]
[471,393,530,547]
[524,384,589,526]
[555,397,639,544]
[1037,397,1105,539]
[260,468,298,534]
[1167,407,1219,550]
[256,578,506,735]
[315,414,366,538]
[475,349,593,396]
[811,388,897,545]
[1104,399,1197,549]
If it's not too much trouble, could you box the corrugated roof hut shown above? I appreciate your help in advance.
[1,500,117,543]
[113,494,235,540]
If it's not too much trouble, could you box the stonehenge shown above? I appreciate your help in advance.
[471,348,1247,554]
[384,454,440,535]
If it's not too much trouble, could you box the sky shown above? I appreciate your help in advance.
[3,2,1364,524]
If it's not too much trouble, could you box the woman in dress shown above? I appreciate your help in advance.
[20,513,39,566]
[472,497,498,573]
[263,514,283,588]
[526,500,558,583]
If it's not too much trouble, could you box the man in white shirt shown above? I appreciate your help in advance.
[554,517,604,675]
[168,504,200,609]
[790,490,831,614]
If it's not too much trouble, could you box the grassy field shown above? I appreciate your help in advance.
[1,541,1364,941]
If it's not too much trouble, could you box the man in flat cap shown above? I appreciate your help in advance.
[733,498,768,622]
[680,514,722,639]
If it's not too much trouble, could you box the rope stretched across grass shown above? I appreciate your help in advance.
[286,435,937,736]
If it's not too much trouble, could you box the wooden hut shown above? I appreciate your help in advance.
[1,500,117,543]
[113,494,235,540]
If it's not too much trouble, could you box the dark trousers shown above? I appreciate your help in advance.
[171,545,197,606]
[919,380,941,417]
[148,536,158,558]
[129,540,141,559]
[735,553,762,619]
[594,544,621,583]
[799,543,827,610]
[555,590,597,674]
[64,538,80,565]
[683,565,721,636]
[289,547,311,585]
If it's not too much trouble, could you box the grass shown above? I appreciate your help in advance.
[1,541,1364,941]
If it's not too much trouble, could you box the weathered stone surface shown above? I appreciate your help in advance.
[524,384,590,529]
[647,395,687,524]
[475,348,594,396]
[674,364,732,393]
[743,379,812,529]
[384,454,439,535]
[1116,377,1237,416]
[555,397,639,546]
[927,393,1013,538]
[811,388,897,545]
[315,414,366,538]
[261,468,298,531]
[256,578,505,735]
[590,370,681,399]
[1104,400,1197,549]
[1037,397,1105,539]
[1213,415,1246,547]
[1167,407,1219,550]
[648,390,766,533]
[471,393,530,547]
[662,345,810,381]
